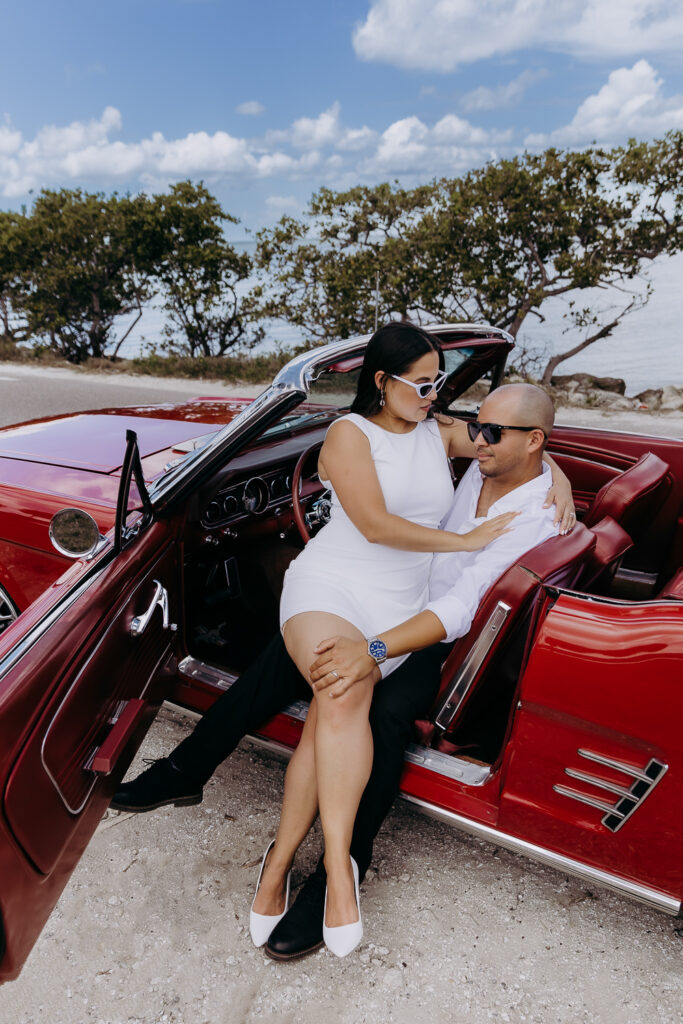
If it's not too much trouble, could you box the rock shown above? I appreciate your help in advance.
[634,387,663,409]
[659,385,683,412]
[551,373,626,395]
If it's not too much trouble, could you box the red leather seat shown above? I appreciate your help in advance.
[583,452,671,540]
[580,515,633,590]
[657,568,683,600]
[414,523,596,758]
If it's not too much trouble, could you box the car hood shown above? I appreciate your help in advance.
[0,398,254,473]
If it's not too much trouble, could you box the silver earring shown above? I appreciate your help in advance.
[380,387,385,407]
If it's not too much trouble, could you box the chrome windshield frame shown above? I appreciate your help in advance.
[146,335,370,511]
[147,323,513,511]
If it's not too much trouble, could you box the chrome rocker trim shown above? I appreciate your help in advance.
[400,793,680,916]
[164,682,679,917]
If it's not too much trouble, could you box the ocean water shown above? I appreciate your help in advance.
[116,248,683,396]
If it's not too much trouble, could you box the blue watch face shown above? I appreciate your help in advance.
[368,639,387,661]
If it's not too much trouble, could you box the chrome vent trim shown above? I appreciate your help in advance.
[554,749,668,833]
[433,600,511,732]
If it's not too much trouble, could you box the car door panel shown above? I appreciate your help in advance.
[499,593,683,899]
[0,520,180,981]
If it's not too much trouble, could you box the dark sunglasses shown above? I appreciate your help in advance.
[467,421,546,445]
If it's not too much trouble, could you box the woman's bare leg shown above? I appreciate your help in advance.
[283,613,376,928]
[251,701,319,915]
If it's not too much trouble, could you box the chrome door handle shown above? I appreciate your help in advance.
[130,580,177,637]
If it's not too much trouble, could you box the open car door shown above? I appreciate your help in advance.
[0,438,181,982]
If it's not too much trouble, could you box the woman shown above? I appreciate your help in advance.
[250,322,566,957]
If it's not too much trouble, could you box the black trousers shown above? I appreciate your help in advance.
[171,633,446,879]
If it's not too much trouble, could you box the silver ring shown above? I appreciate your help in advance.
[330,670,339,679]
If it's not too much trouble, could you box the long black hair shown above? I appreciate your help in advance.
[350,321,444,417]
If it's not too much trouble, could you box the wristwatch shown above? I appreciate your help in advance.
[367,636,388,665]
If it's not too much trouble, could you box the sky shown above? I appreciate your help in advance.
[1,0,682,390]
[2,0,683,232]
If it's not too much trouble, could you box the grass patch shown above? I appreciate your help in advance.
[0,336,296,383]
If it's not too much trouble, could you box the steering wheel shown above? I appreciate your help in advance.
[291,441,332,543]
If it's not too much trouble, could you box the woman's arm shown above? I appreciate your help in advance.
[319,420,517,554]
[542,453,575,533]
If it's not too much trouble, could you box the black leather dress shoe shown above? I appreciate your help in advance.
[265,870,326,961]
[110,757,203,812]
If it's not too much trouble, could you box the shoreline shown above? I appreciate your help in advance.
[3,359,682,439]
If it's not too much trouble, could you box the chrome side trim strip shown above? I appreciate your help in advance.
[433,601,511,732]
[564,768,633,799]
[578,748,652,782]
[553,785,624,817]
[399,793,681,916]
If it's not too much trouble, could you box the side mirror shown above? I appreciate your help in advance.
[49,508,104,559]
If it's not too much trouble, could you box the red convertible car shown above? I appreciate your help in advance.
[0,324,681,981]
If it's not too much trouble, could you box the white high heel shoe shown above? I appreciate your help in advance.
[323,856,363,958]
[249,841,291,947]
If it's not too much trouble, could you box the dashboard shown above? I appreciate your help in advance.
[201,466,294,528]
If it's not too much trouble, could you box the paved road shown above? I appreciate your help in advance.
[0,363,265,428]
[2,361,682,436]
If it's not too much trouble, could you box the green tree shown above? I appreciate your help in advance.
[257,137,683,381]
[152,181,263,357]
[412,146,669,384]
[0,209,31,343]
[13,188,155,362]
[255,182,436,343]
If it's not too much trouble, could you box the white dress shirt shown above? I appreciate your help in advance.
[424,461,559,643]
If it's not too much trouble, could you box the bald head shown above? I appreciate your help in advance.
[480,383,554,439]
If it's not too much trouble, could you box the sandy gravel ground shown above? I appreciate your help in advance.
[1,706,681,1024]
[0,388,682,1022]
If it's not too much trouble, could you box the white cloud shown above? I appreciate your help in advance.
[526,61,683,146]
[460,70,548,112]
[353,0,683,72]
[362,112,508,176]
[0,120,22,156]
[288,102,342,150]
[337,125,379,151]
[235,100,265,116]
[0,102,515,199]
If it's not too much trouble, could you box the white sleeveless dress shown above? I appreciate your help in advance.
[279,413,454,677]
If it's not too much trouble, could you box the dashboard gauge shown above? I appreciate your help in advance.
[242,477,269,514]
[269,474,288,499]
[222,494,239,517]
[204,501,222,524]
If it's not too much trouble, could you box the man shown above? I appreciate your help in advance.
[113,383,571,960]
